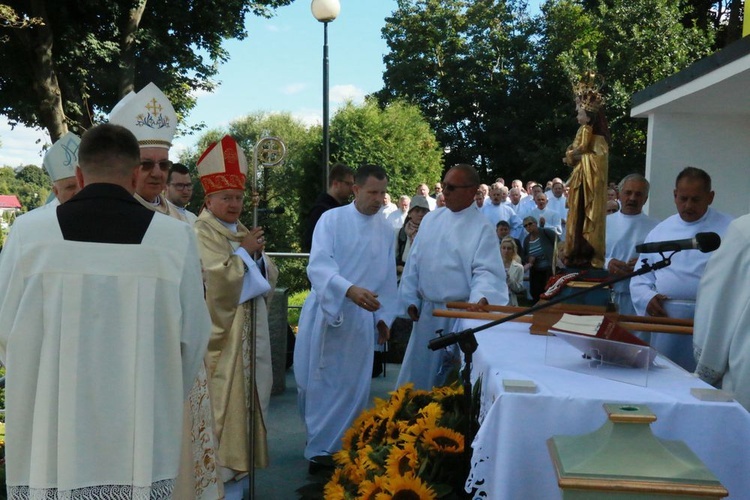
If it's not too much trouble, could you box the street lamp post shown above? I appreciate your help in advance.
[311,0,340,190]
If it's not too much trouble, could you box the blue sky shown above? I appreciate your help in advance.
[0,0,398,167]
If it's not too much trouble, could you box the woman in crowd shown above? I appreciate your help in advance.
[396,195,431,280]
[501,236,525,306]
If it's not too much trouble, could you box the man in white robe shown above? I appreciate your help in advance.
[693,214,750,411]
[294,164,398,468]
[630,167,733,371]
[604,174,659,315]
[0,124,211,499]
[481,182,523,240]
[397,164,507,391]
[527,192,563,239]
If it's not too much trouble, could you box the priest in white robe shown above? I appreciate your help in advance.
[294,164,398,466]
[693,214,750,411]
[630,167,732,371]
[0,124,211,499]
[397,165,507,391]
[604,174,659,315]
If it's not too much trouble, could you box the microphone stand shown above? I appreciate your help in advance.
[431,253,676,470]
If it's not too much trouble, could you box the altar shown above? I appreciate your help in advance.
[463,319,750,498]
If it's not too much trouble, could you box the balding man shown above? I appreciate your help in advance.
[604,174,658,315]
[631,167,733,371]
[397,164,507,390]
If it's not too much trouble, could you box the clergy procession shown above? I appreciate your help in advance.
[1,70,750,500]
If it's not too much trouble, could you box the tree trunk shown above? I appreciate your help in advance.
[16,0,67,142]
[118,0,148,98]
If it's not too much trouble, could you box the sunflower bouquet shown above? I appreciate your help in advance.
[324,382,473,499]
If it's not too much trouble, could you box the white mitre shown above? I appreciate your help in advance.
[43,131,81,181]
[109,82,177,149]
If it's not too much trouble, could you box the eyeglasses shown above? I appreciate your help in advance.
[140,160,173,172]
[443,183,475,192]
[170,183,193,191]
[523,222,536,227]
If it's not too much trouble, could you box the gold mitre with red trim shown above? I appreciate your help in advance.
[108,82,177,149]
[573,72,604,113]
[197,136,248,195]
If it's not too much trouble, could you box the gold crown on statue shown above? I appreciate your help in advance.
[572,72,604,113]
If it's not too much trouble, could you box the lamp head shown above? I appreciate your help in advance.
[311,0,340,22]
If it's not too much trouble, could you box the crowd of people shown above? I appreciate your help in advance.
[0,80,748,499]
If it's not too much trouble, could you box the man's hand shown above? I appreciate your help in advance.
[607,258,635,277]
[646,294,669,317]
[376,320,390,345]
[241,227,265,254]
[346,286,381,312]
[407,304,420,322]
[466,297,489,312]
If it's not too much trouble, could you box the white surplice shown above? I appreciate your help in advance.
[604,211,659,315]
[0,208,210,499]
[293,203,398,459]
[397,204,507,390]
[630,208,733,370]
[694,214,750,411]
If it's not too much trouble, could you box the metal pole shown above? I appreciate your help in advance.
[323,20,330,191]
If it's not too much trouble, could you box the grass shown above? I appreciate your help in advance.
[287,290,310,330]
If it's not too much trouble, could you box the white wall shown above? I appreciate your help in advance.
[642,112,750,221]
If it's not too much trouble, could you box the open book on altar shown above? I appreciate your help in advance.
[549,314,656,368]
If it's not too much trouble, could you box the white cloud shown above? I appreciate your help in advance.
[282,83,307,95]
[266,24,280,32]
[0,120,49,168]
[329,84,366,104]
[292,108,322,127]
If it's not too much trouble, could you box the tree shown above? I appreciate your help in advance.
[0,0,292,142]
[379,0,716,185]
[0,165,50,212]
[378,0,542,181]
[329,98,444,198]
[540,0,714,181]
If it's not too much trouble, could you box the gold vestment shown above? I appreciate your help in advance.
[194,210,277,475]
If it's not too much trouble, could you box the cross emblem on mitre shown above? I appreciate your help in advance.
[146,98,163,115]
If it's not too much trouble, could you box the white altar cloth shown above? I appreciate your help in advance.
[463,319,750,499]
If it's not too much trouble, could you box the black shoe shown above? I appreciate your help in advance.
[308,455,335,475]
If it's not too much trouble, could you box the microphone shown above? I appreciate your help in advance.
[257,206,285,215]
[635,232,720,254]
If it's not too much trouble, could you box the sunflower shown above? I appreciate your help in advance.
[359,475,388,500]
[358,444,381,472]
[384,443,419,478]
[421,426,464,454]
[323,469,348,500]
[381,474,437,500]
[333,448,352,467]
